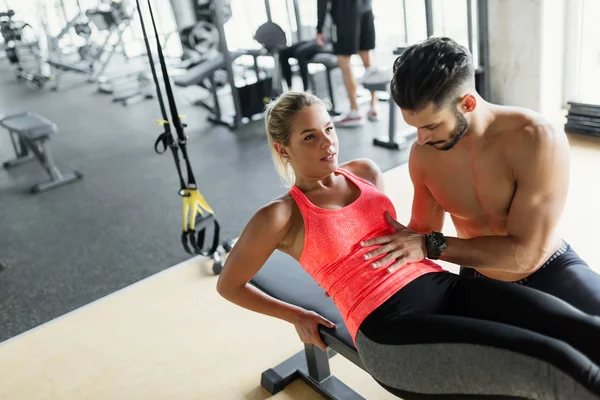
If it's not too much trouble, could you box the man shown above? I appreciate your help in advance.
[361,37,600,315]
[316,0,379,127]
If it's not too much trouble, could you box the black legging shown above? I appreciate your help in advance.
[357,272,600,399]
[460,241,600,317]
[279,40,323,91]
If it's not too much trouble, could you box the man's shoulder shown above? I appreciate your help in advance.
[408,141,434,179]
[492,108,567,153]
[492,108,569,172]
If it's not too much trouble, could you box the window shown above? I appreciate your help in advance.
[578,0,600,104]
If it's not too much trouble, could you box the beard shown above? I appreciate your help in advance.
[431,109,469,151]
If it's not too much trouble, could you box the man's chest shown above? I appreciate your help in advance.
[426,151,516,221]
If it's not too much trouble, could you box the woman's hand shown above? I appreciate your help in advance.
[292,309,335,351]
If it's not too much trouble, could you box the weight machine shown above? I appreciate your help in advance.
[45,0,136,89]
[0,9,51,88]
[172,0,285,130]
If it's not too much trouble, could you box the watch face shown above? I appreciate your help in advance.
[427,232,446,259]
[431,232,444,246]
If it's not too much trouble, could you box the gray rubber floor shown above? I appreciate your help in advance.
[0,60,412,342]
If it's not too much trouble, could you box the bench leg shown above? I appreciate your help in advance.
[3,131,35,168]
[261,344,366,399]
[29,140,82,193]
[8,137,82,193]
[372,93,417,150]
[325,69,342,116]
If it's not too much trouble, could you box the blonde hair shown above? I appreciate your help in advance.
[264,91,328,187]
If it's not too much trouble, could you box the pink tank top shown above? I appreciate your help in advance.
[289,168,444,343]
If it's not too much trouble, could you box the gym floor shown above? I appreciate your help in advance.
[0,60,411,342]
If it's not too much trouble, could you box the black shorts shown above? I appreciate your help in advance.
[332,10,375,56]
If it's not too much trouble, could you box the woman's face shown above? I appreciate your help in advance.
[279,104,339,180]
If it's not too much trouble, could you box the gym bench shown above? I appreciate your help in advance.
[360,47,418,151]
[1,112,83,193]
[251,250,368,399]
[308,51,343,116]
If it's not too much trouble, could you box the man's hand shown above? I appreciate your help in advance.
[361,212,427,273]
[316,33,325,47]
[292,309,335,351]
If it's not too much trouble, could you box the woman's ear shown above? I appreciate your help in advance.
[274,143,289,158]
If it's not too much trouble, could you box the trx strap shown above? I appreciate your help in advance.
[135,0,220,256]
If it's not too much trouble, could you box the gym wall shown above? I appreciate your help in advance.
[488,0,566,119]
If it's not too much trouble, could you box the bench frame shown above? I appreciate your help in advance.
[1,112,83,193]
[260,327,366,399]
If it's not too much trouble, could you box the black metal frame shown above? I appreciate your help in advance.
[211,0,243,129]
[260,327,366,399]
[476,0,491,101]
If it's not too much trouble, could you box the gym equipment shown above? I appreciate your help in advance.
[135,0,233,270]
[179,21,219,57]
[97,71,154,106]
[250,251,366,398]
[367,47,417,151]
[565,102,600,137]
[0,10,51,89]
[0,112,83,193]
[253,21,286,98]
[174,51,246,128]
[0,9,20,63]
[174,17,287,129]
[195,0,232,24]
[308,50,343,116]
[175,0,291,129]
[46,0,135,89]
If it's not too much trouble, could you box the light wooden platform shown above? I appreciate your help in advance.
[1,133,598,400]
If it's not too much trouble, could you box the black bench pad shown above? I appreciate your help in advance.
[0,112,56,140]
[251,250,356,351]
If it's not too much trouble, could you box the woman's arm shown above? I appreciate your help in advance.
[216,198,335,350]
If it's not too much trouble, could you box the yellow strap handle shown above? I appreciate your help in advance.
[155,115,186,126]
[181,188,214,231]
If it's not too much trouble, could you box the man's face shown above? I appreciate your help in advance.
[401,102,469,151]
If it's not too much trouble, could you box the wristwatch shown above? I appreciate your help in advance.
[425,232,447,260]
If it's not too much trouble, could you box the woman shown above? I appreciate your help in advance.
[217,92,600,399]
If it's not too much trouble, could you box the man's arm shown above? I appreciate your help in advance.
[407,145,445,233]
[439,125,570,273]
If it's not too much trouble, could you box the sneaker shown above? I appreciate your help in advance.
[334,111,365,128]
[360,67,378,83]
[367,108,379,122]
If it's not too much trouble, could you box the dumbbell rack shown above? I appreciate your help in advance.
[565,102,600,138]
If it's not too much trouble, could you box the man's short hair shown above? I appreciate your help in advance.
[391,37,475,111]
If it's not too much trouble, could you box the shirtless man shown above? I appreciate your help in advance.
[361,36,600,315]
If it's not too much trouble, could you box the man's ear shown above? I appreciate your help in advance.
[460,93,477,113]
